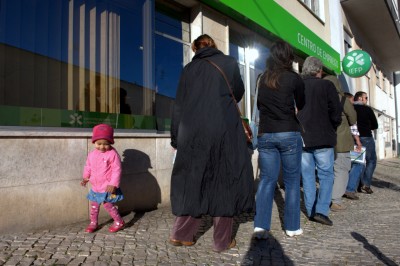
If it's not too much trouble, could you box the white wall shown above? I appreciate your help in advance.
[328,0,344,56]
[0,133,173,234]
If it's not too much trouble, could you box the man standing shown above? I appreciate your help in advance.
[324,75,357,211]
[298,57,342,226]
[346,91,378,194]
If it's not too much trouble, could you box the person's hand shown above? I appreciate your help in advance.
[81,179,89,187]
[355,144,362,152]
[106,185,116,194]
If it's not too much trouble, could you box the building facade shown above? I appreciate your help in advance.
[340,0,400,159]
[0,0,398,233]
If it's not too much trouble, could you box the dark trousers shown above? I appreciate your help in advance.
[171,216,233,251]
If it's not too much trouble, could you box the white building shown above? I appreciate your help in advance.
[340,0,400,159]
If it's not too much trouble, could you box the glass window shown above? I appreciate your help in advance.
[0,0,190,130]
[154,8,190,131]
[298,0,323,19]
[154,11,190,99]
[0,0,191,130]
[0,0,192,130]
[375,68,381,89]
[229,29,270,121]
[383,77,387,93]
[0,0,157,129]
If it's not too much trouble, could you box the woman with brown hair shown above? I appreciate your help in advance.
[169,34,254,252]
[254,40,305,238]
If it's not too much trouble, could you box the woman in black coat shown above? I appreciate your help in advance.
[169,34,254,252]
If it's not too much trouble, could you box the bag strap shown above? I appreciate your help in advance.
[203,59,244,118]
[251,74,262,122]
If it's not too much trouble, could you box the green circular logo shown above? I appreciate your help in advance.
[342,50,372,77]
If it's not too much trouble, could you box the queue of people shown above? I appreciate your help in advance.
[79,35,378,253]
[168,35,379,250]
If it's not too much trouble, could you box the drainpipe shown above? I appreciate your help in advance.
[394,71,400,157]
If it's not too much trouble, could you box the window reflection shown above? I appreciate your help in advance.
[0,0,146,114]
[0,0,189,129]
[155,34,189,99]
[0,0,164,128]
[229,33,270,121]
[154,8,190,130]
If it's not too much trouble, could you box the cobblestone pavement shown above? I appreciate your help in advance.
[1,158,399,265]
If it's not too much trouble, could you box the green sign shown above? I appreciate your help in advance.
[0,105,157,130]
[342,50,372,77]
[201,0,341,73]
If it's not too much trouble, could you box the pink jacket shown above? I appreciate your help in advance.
[83,148,122,193]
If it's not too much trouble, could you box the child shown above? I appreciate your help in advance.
[81,124,125,233]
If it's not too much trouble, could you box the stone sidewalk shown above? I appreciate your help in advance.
[1,158,399,265]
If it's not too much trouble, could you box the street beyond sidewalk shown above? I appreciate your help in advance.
[0,158,399,265]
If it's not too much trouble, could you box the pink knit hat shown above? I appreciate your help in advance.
[92,124,114,144]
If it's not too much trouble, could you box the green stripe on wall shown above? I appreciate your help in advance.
[0,105,157,130]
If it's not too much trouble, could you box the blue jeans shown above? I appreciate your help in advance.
[346,162,365,192]
[301,147,334,217]
[360,137,377,187]
[254,132,302,231]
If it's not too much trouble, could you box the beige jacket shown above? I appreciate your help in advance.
[323,75,357,153]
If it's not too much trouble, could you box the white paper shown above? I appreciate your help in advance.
[350,146,366,164]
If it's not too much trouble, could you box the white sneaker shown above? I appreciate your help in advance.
[285,228,303,237]
[253,227,269,239]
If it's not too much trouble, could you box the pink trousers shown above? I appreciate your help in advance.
[171,216,233,251]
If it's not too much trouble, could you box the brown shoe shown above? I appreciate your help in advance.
[169,238,195,247]
[331,203,347,212]
[361,186,373,194]
[213,239,236,253]
[343,191,359,200]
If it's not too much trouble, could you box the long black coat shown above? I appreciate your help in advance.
[170,47,254,217]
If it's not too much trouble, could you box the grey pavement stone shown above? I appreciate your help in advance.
[0,158,400,265]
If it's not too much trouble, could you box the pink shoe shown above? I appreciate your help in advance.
[85,222,98,233]
[108,221,125,233]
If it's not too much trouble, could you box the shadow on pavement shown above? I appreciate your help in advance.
[273,186,286,230]
[98,211,145,230]
[193,212,255,243]
[254,177,302,230]
[194,216,213,241]
[241,236,295,265]
[276,185,310,226]
[236,180,294,265]
[124,211,145,228]
[371,177,400,192]
[233,213,255,239]
[351,232,398,266]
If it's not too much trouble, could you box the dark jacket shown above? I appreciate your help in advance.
[298,76,342,148]
[353,103,378,137]
[170,47,254,217]
[258,70,306,133]
[323,75,357,152]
